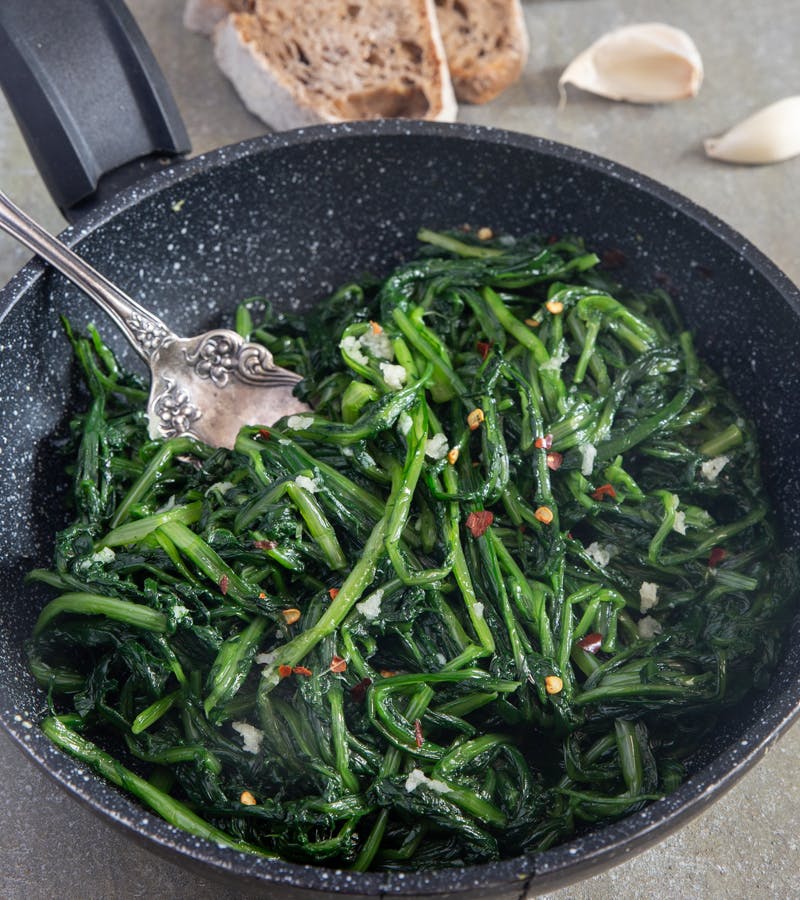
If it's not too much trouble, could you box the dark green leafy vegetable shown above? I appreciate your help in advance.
[28,229,797,869]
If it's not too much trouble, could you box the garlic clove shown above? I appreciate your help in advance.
[559,23,703,105]
[704,96,800,165]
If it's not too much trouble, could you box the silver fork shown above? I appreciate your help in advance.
[0,190,310,449]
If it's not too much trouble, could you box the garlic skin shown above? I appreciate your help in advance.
[704,96,800,165]
[559,23,703,105]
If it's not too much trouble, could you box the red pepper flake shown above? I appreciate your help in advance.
[654,271,677,293]
[546,451,563,471]
[254,539,278,551]
[547,234,560,245]
[577,632,603,654]
[218,575,229,595]
[600,248,627,269]
[518,524,527,533]
[258,592,267,600]
[534,433,554,450]
[708,547,727,569]
[414,718,424,748]
[476,340,492,360]
[591,483,617,501]
[695,264,714,280]
[278,664,292,679]
[328,587,340,600]
[330,655,347,674]
[292,666,312,677]
[466,510,494,538]
[350,677,372,703]
[369,320,383,334]
[380,669,399,678]
[257,428,271,440]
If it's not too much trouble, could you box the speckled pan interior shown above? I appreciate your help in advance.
[1,122,799,899]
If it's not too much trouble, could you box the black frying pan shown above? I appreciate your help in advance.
[1,3,800,898]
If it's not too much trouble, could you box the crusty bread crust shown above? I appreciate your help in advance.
[434,0,528,103]
[212,0,456,128]
[213,15,325,130]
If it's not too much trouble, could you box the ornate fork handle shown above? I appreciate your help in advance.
[183,330,302,388]
[0,189,173,361]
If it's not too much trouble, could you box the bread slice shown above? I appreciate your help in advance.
[434,0,528,103]
[185,0,528,111]
[211,0,457,129]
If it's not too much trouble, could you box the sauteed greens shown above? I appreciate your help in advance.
[28,229,795,869]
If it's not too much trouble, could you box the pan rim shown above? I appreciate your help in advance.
[2,118,799,896]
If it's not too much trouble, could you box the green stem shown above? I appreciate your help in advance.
[42,716,268,855]
[110,438,200,528]
[34,593,167,636]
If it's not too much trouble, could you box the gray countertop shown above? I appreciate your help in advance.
[2,1,799,897]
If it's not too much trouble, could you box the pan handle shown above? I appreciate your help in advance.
[0,0,190,221]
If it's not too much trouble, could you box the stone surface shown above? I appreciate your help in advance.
[1,0,799,897]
